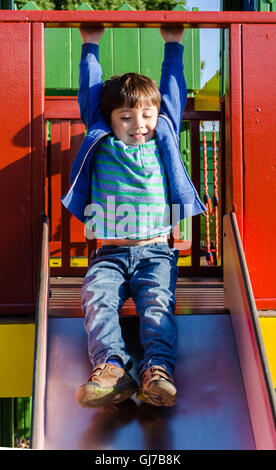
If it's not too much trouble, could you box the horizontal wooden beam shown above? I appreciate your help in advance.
[45,96,220,121]
[1,11,276,28]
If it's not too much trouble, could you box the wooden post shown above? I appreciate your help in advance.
[0,22,44,315]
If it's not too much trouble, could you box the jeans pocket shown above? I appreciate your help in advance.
[167,248,179,277]
[169,247,179,261]
[163,244,179,259]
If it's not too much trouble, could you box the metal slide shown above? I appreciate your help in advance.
[30,213,276,450]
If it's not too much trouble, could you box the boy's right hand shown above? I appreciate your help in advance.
[79,26,105,45]
[160,26,185,44]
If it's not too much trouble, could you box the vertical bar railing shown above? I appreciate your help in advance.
[190,119,201,271]
[179,100,222,277]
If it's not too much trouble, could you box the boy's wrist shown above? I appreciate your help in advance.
[164,39,183,44]
[164,41,184,60]
[81,42,99,61]
[81,38,101,45]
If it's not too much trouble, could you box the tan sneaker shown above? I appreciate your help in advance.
[136,366,177,407]
[75,363,138,408]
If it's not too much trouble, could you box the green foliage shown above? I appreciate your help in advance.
[15,0,55,8]
[15,0,186,10]
[143,0,186,10]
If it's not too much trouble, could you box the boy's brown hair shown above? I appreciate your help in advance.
[100,73,161,124]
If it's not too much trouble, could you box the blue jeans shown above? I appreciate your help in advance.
[81,243,179,376]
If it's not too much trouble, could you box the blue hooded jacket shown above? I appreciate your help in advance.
[61,41,206,223]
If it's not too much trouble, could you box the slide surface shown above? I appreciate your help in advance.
[43,314,254,450]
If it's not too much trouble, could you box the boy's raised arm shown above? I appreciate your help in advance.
[78,27,105,129]
[159,26,187,137]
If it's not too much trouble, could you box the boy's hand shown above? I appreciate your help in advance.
[79,26,105,45]
[160,26,185,44]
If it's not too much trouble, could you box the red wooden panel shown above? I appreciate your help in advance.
[45,96,80,120]
[61,120,71,271]
[224,213,276,450]
[69,121,86,253]
[242,24,276,308]
[50,121,62,253]
[0,23,33,307]
[48,119,87,265]
[31,23,45,300]
[229,24,243,240]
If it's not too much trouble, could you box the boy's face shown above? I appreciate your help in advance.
[110,104,159,146]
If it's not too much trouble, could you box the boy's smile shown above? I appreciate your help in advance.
[110,105,159,146]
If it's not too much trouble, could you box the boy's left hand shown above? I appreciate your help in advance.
[160,26,185,44]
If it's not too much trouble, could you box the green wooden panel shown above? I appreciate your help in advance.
[180,121,191,176]
[113,5,140,76]
[191,9,201,91]
[72,28,82,91]
[258,0,270,11]
[258,0,275,11]
[15,397,31,441]
[0,398,14,447]
[45,28,71,90]
[179,215,192,243]
[222,28,229,100]
[140,28,163,86]
[179,122,191,241]
[99,28,114,82]
[113,28,140,75]
[184,29,197,91]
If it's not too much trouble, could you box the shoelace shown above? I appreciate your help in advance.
[88,365,107,382]
[148,367,173,383]
[88,363,122,382]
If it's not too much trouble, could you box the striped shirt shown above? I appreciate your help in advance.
[85,136,172,239]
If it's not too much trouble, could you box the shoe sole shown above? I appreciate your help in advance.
[136,380,177,407]
[75,383,137,408]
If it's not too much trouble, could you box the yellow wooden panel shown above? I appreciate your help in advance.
[0,324,35,397]
[259,317,276,388]
[194,71,220,111]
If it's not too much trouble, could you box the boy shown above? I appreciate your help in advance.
[61,26,206,408]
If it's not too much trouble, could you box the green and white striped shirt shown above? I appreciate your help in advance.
[86,135,172,239]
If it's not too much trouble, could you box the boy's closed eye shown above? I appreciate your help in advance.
[120,115,153,120]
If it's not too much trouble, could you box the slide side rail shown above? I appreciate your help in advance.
[223,212,276,450]
[30,215,49,450]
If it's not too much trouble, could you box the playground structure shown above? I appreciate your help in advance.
[0,7,276,449]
